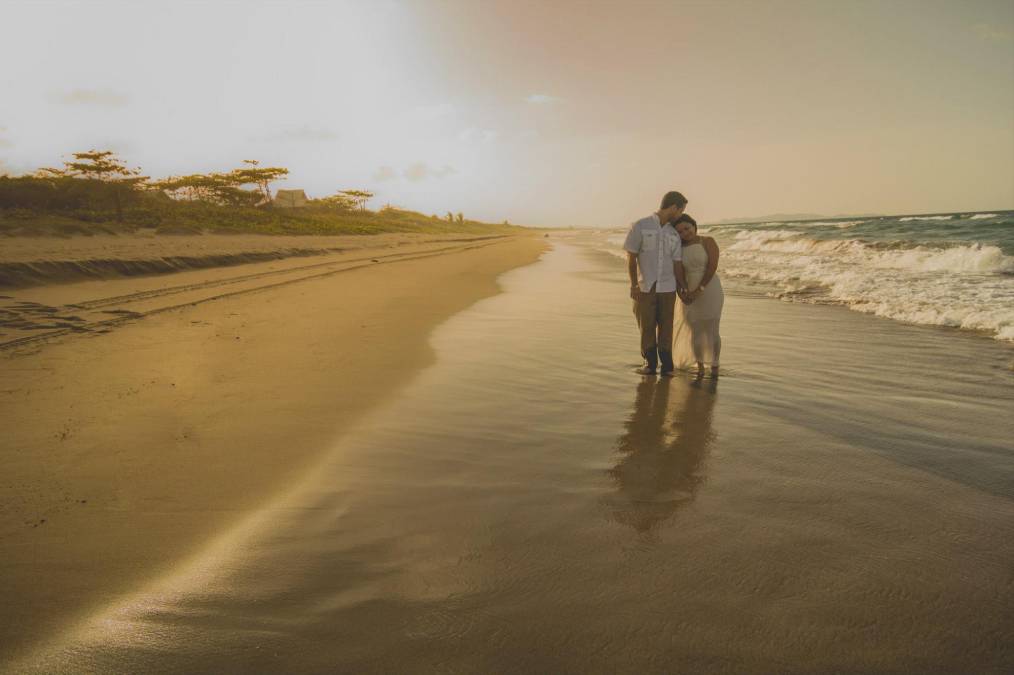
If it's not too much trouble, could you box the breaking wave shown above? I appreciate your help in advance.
[723,230,1014,340]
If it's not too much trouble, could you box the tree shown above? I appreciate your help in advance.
[235,159,288,204]
[149,173,259,206]
[53,150,148,221]
[338,189,374,211]
[317,192,358,210]
[149,160,287,207]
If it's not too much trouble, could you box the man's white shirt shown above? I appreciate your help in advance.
[623,213,683,292]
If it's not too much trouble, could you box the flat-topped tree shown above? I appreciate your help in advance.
[151,173,259,206]
[236,160,288,204]
[56,150,149,221]
[339,189,374,212]
[150,160,288,207]
[318,192,358,210]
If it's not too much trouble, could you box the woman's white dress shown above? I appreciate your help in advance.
[673,241,724,369]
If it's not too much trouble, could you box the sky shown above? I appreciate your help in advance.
[1,0,1012,226]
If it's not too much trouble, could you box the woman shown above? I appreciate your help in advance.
[672,214,724,378]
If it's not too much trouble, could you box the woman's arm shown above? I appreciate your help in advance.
[691,237,720,297]
[701,237,719,287]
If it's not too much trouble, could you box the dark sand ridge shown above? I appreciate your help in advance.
[0,231,514,288]
[0,233,546,663]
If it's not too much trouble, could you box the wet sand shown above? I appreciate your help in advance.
[0,233,546,664]
[4,238,1014,673]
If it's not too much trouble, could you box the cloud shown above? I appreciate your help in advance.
[412,103,457,120]
[52,88,129,106]
[973,23,1013,41]
[0,126,11,149]
[404,162,456,182]
[373,165,398,181]
[525,93,563,105]
[457,127,499,144]
[261,126,338,142]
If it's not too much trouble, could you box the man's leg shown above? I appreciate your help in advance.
[637,285,659,372]
[656,291,677,374]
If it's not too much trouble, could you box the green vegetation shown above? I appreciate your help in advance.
[0,151,523,236]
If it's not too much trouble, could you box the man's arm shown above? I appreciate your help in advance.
[628,252,640,299]
[623,222,642,300]
[674,260,690,303]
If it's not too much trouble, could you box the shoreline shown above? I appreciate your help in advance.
[0,233,546,663]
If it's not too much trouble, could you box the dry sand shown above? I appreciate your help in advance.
[0,232,546,662]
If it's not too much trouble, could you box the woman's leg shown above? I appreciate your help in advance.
[711,326,721,377]
[691,324,706,377]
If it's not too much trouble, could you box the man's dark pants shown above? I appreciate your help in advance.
[633,283,676,372]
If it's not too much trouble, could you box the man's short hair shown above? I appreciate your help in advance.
[660,191,688,210]
[675,214,697,228]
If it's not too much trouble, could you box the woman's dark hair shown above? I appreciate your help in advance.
[675,214,697,229]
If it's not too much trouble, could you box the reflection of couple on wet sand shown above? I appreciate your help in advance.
[608,376,717,535]
[624,190,724,378]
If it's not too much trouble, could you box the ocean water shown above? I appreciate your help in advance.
[19,241,1014,673]
[598,210,1014,341]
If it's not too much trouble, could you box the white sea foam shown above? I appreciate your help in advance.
[899,215,953,221]
[720,230,1014,341]
[969,213,1000,220]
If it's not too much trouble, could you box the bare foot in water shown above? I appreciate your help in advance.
[696,363,705,379]
[710,366,720,378]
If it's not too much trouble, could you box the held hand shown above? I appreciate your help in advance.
[630,286,640,300]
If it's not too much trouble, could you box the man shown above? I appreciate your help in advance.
[623,191,689,375]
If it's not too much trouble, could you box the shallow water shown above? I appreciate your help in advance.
[24,242,1014,673]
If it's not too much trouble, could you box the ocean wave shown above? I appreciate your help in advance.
[899,215,954,221]
[871,244,1013,273]
[728,231,1013,274]
[790,221,872,230]
[969,213,1000,220]
[720,230,1014,340]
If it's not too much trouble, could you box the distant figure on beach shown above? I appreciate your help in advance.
[673,214,724,378]
[623,191,690,375]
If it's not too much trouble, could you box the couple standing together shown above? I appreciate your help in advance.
[623,191,724,378]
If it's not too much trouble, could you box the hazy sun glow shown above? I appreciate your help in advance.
[2,0,1013,225]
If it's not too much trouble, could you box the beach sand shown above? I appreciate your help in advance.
[3,236,1013,673]
[0,232,546,663]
